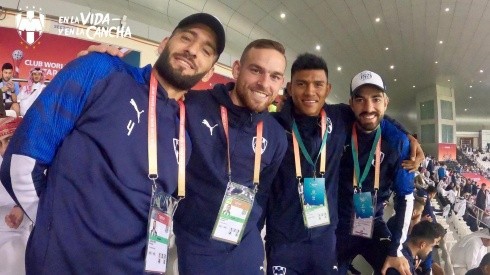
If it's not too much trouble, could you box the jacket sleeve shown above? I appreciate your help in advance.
[0,53,131,222]
[381,120,415,257]
[383,115,410,135]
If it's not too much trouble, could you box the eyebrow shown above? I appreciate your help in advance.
[354,93,383,98]
[248,63,284,77]
[295,79,326,84]
[183,29,217,54]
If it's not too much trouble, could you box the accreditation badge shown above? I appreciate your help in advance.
[211,181,255,244]
[144,186,179,274]
[351,192,376,239]
[300,178,330,228]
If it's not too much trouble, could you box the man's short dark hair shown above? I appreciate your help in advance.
[479,252,490,267]
[2,63,13,71]
[240,39,286,63]
[410,220,445,244]
[291,53,329,79]
[427,185,437,195]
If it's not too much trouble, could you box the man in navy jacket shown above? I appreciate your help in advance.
[173,39,288,274]
[337,70,415,275]
[266,54,420,275]
[1,13,225,274]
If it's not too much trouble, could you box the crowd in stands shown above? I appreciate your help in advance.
[0,63,46,118]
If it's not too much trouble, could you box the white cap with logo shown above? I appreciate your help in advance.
[350,70,386,96]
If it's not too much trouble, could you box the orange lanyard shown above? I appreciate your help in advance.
[220,106,263,189]
[148,70,186,197]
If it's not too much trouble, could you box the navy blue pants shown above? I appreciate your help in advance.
[266,230,338,275]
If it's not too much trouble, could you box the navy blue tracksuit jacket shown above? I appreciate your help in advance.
[1,53,188,274]
[173,83,287,274]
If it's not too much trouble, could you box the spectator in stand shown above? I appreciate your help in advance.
[386,221,445,275]
[0,63,20,116]
[422,185,438,223]
[0,117,29,275]
[427,156,434,177]
[17,67,46,116]
[472,181,480,196]
[466,253,490,275]
[438,164,447,181]
[451,228,490,274]
[476,184,488,226]
[454,195,467,218]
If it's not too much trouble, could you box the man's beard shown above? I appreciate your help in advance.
[154,48,207,91]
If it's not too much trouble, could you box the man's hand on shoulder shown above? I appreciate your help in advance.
[77,44,125,58]
[402,134,424,172]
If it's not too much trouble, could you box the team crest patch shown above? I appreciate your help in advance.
[173,138,180,164]
[327,117,333,133]
[252,137,268,154]
[272,266,286,275]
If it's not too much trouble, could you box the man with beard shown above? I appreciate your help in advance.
[386,221,445,275]
[0,63,20,115]
[173,39,287,274]
[80,38,288,274]
[1,13,225,274]
[18,67,47,116]
[337,70,415,275]
[266,54,421,275]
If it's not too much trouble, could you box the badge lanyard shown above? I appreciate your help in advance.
[351,124,381,192]
[291,109,328,178]
[144,70,185,273]
[220,106,263,191]
[148,71,186,197]
[210,106,262,244]
[349,124,381,239]
[291,110,330,228]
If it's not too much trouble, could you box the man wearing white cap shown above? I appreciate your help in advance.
[337,70,414,275]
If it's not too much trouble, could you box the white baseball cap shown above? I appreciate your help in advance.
[350,70,386,96]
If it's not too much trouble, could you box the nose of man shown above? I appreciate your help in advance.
[257,73,274,90]
[184,41,200,57]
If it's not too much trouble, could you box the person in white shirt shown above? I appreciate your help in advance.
[451,228,490,275]
[0,117,30,275]
[17,67,46,117]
